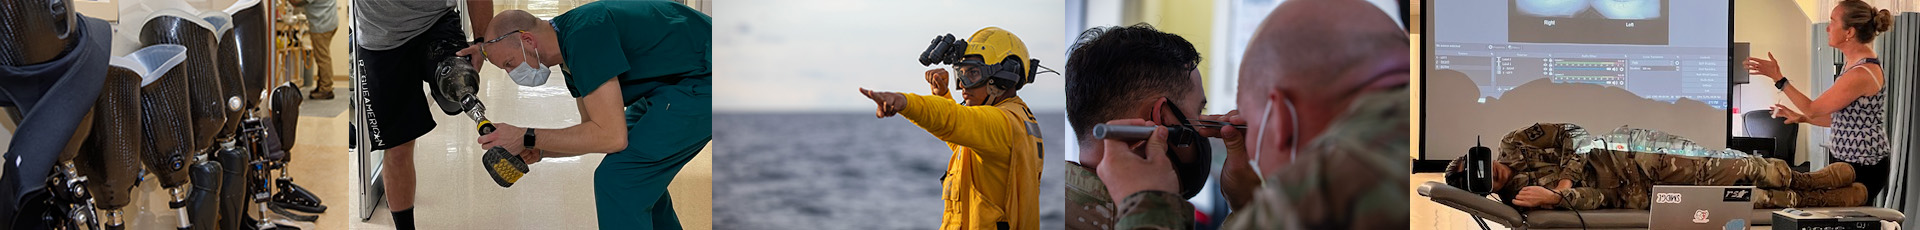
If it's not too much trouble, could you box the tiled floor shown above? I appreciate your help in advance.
[344,69,713,230]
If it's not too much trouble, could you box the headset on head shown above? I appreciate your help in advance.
[1446,136,1495,196]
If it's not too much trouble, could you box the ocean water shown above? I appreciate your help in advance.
[715,112,1067,230]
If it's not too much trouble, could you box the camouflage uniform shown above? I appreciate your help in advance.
[1497,123,1862,210]
[1067,157,1194,230]
[1066,162,1118,230]
[1110,88,1411,230]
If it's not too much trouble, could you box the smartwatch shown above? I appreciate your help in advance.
[524,128,537,148]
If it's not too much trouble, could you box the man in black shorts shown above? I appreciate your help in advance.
[351,0,490,228]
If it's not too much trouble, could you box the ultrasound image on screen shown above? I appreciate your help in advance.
[1509,0,1669,45]
[1425,0,1731,162]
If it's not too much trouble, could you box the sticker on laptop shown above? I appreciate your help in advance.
[1693,209,1711,223]
[1656,192,1682,204]
[1723,188,1752,202]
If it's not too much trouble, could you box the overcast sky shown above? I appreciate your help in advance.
[714,0,1067,112]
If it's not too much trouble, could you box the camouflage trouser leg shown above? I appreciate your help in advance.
[1637,153,1707,185]
[1638,154,1792,188]
[1612,185,1651,210]
[1707,157,1794,188]
[1755,189,1798,208]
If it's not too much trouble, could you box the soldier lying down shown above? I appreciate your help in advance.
[1444,123,1865,210]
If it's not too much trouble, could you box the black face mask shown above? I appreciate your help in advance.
[1159,100,1213,199]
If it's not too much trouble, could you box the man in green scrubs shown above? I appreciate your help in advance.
[456,1,711,229]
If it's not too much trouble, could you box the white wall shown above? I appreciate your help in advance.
[1733,0,1814,163]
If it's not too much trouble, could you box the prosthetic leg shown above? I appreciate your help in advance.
[140,10,232,230]
[266,83,324,213]
[139,10,228,156]
[244,83,319,230]
[0,3,113,228]
[205,13,244,139]
[73,44,190,230]
[429,43,530,188]
[0,0,77,67]
[226,0,270,108]
[136,42,202,230]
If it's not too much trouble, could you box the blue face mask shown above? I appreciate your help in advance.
[506,44,551,86]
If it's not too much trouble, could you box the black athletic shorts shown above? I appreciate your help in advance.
[354,11,464,150]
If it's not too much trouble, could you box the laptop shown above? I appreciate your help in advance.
[1650,185,1757,230]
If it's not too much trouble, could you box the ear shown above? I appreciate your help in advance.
[1148,97,1171,123]
[1267,90,1295,146]
[1843,27,1858,42]
[520,32,540,50]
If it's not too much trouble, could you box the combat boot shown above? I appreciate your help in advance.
[1793,163,1855,190]
[1796,183,1868,207]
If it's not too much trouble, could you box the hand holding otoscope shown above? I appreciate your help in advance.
[1093,115,1253,203]
[1094,119,1246,141]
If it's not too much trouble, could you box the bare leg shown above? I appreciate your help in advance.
[382,141,416,211]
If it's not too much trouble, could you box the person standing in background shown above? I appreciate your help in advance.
[352,0,492,228]
[302,0,338,99]
[1747,0,1896,199]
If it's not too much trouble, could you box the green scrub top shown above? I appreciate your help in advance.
[551,1,712,229]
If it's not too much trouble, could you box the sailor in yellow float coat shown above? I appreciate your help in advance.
[902,87,1042,230]
[858,27,1046,230]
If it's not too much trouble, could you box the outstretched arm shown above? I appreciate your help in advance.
[1751,53,1881,127]
[480,78,629,159]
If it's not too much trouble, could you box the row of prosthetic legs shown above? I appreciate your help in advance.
[0,0,326,229]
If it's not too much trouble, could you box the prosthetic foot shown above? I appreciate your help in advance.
[1792,163,1856,190]
[271,179,327,213]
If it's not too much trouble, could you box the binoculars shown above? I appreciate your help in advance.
[918,33,967,67]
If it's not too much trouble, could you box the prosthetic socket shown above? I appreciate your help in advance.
[85,44,188,228]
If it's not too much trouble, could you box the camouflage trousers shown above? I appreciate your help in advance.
[1569,151,1811,209]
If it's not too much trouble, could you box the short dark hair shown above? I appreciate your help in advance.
[1064,24,1202,144]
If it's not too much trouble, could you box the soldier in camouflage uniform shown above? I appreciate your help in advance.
[1063,24,1211,230]
[1450,123,1866,210]
[1092,0,1412,228]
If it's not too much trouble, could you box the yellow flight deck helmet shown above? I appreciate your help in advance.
[919,27,1048,90]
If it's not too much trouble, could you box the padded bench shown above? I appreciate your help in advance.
[1419,181,1905,230]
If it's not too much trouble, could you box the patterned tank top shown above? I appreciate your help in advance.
[1827,58,1890,165]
